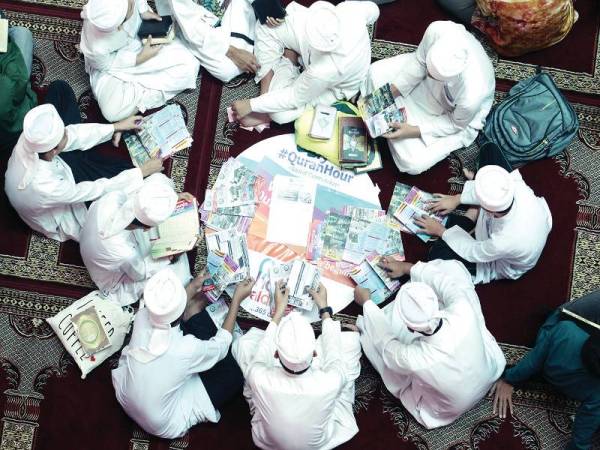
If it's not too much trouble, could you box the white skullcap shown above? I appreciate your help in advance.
[15,104,66,190]
[128,268,187,363]
[305,1,341,53]
[276,313,316,373]
[133,182,178,227]
[81,0,128,32]
[426,38,469,81]
[475,165,515,212]
[394,282,440,333]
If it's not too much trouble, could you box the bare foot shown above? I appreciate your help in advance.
[283,48,299,66]
[574,10,579,23]
[239,112,271,128]
[343,323,360,332]
[463,167,475,180]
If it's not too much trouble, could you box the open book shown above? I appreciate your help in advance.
[149,198,200,258]
[124,104,192,167]
[358,83,406,138]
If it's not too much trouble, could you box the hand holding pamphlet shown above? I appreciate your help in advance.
[286,260,320,310]
[392,186,447,242]
[358,83,407,138]
[150,198,200,258]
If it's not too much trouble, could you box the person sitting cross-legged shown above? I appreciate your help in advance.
[4,101,162,242]
[415,157,552,285]
[355,258,506,429]
[233,281,362,450]
[365,20,495,175]
[79,175,193,306]
[231,0,379,127]
[112,269,249,438]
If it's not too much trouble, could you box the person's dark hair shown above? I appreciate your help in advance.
[581,333,600,377]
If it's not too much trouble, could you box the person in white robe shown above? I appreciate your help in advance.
[4,104,162,242]
[79,0,200,122]
[230,1,379,126]
[79,176,193,306]
[416,164,553,284]
[356,258,506,429]
[233,281,362,450]
[165,0,261,82]
[112,269,249,438]
[365,20,495,175]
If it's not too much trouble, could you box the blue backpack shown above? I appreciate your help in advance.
[479,71,579,168]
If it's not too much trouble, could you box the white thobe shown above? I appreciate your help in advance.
[357,260,506,429]
[442,170,553,284]
[4,124,143,242]
[250,1,379,124]
[165,0,256,82]
[232,319,361,450]
[112,308,233,438]
[79,0,200,122]
[79,175,192,306]
[366,21,495,175]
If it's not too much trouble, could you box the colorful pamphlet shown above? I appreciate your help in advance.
[349,260,391,305]
[321,212,352,261]
[338,117,368,165]
[204,251,240,302]
[393,186,447,242]
[366,253,401,292]
[124,104,192,167]
[150,199,200,258]
[358,83,407,138]
[206,229,250,283]
[286,260,320,310]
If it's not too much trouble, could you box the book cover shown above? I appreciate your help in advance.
[137,16,174,41]
[353,138,383,174]
[338,117,368,164]
[252,0,286,24]
[321,212,352,261]
[349,260,391,305]
[287,260,320,311]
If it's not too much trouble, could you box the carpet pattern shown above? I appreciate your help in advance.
[1,0,600,448]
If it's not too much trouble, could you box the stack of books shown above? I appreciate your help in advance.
[124,104,193,167]
[338,117,382,173]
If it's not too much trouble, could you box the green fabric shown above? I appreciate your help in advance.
[504,310,600,450]
[0,36,37,150]
[202,0,225,20]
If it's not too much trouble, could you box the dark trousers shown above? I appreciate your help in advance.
[44,80,133,184]
[181,310,244,410]
[477,141,513,172]
[427,212,477,275]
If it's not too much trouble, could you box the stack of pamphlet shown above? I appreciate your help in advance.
[391,185,447,242]
[199,158,263,233]
[205,229,250,283]
[358,83,407,138]
[149,198,200,258]
[124,104,192,167]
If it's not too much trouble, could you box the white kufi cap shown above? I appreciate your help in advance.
[127,268,187,363]
[134,182,178,227]
[305,1,341,53]
[276,313,316,373]
[81,0,128,32]
[426,38,469,81]
[394,282,440,333]
[16,104,65,190]
[475,165,515,212]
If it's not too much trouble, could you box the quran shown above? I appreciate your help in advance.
[252,0,286,24]
[137,16,175,45]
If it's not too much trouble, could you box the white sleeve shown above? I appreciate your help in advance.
[36,174,108,206]
[410,260,474,308]
[442,226,509,264]
[250,68,331,114]
[136,0,151,14]
[244,322,278,378]
[338,1,379,25]
[187,328,233,373]
[320,318,347,384]
[62,124,115,152]
[418,98,479,145]
[362,300,429,374]
[459,180,480,205]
